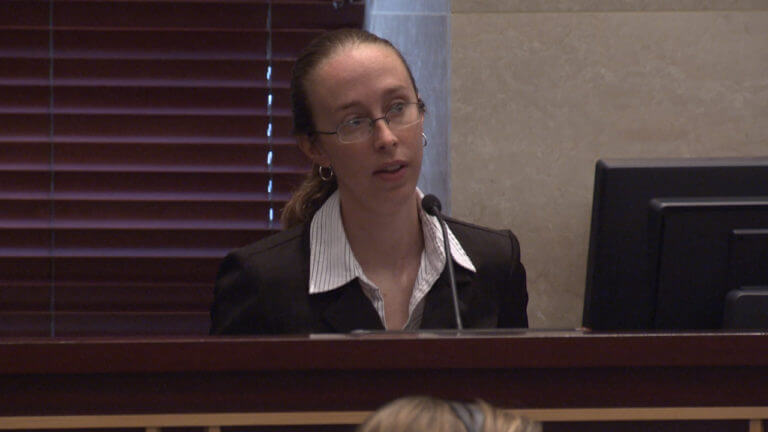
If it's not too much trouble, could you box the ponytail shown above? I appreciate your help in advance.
[280,164,337,228]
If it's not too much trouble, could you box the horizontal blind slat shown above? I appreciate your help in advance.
[53,257,224,281]
[53,1,268,29]
[0,141,309,170]
[1,113,296,139]
[0,312,50,337]
[55,311,210,336]
[0,86,293,115]
[1,29,324,60]
[0,285,51,311]
[55,282,212,311]
[0,59,294,87]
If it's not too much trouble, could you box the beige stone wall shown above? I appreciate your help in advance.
[450,0,768,328]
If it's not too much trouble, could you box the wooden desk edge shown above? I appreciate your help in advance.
[1,407,767,429]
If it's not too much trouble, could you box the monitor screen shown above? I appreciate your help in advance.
[648,198,768,329]
[583,158,768,330]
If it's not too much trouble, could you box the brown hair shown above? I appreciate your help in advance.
[280,28,419,228]
[356,397,541,432]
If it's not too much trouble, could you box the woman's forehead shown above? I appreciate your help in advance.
[309,43,413,97]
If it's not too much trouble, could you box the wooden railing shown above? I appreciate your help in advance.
[1,330,767,431]
[1,408,767,431]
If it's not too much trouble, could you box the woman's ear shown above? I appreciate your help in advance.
[297,135,331,167]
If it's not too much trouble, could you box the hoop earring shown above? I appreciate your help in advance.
[318,165,334,181]
[421,132,428,147]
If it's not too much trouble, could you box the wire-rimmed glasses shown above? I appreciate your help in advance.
[312,100,425,144]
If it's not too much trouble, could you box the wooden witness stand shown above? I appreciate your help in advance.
[1,330,768,431]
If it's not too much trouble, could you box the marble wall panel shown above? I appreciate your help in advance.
[451,7,768,327]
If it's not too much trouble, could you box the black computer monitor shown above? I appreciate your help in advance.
[648,198,768,329]
[583,158,768,330]
[726,228,768,293]
[723,229,768,329]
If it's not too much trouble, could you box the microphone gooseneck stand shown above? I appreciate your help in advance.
[421,194,463,330]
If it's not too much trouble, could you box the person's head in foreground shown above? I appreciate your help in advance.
[356,396,541,432]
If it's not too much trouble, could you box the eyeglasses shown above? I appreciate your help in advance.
[312,100,425,144]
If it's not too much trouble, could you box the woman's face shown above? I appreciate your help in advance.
[300,43,423,215]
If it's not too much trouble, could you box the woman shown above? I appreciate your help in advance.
[357,396,541,432]
[210,29,527,334]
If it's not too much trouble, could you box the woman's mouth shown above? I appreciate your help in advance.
[379,164,404,173]
[374,162,408,180]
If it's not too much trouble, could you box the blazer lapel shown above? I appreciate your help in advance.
[322,280,385,332]
[421,265,475,329]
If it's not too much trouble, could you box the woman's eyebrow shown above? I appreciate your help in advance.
[382,85,410,97]
[331,86,412,113]
[333,101,364,113]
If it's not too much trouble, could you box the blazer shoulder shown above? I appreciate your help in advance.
[444,216,520,245]
[444,216,522,266]
[231,222,307,262]
[444,217,528,328]
[211,222,311,335]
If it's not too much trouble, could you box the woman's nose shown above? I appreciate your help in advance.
[371,118,397,150]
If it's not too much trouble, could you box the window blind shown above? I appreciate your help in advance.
[0,0,365,336]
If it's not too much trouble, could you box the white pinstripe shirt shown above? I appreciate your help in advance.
[308,189,476,330]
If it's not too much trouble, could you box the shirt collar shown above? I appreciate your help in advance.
[308,189,476,295]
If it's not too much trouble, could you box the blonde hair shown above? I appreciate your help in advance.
[356,397,540,432]
[280,163,337,229]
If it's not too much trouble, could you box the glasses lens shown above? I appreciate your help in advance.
[337,118,371,143]
[336,103,422,143]
[388,103,421,128]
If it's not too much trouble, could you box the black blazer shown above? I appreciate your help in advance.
[210,217,528,334]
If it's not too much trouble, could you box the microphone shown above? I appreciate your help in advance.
[422,194,463,330]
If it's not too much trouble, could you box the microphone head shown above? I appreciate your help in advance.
[421,194,442,216]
